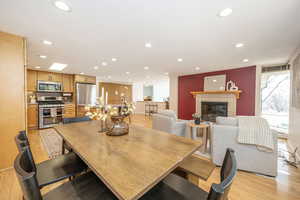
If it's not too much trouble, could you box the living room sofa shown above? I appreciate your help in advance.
[211,116,278,176]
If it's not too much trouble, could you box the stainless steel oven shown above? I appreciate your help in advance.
[39,104,64,128]
[37,81,62,92]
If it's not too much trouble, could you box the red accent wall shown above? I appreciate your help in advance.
[178,66,256,119]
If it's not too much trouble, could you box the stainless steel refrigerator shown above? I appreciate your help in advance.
[76,83,97,106]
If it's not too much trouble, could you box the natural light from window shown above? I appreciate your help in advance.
[261,71,290,134]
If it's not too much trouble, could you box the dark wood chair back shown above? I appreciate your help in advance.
[15,131,29,152]
[207,148,237,200]
[14,131,37,171]
[14,147,42,200]
[62,116,91,124]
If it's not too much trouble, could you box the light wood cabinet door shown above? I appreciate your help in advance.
[27,69,37,91]
[76,105,87,117]
[37,71,52,81]
[27,104,38,129]
[0,32,25,169]
[52,72,62,82]
[37,71,62,83]
[74,74,96,84]
[64,104,75,118]
[63,74,74,92]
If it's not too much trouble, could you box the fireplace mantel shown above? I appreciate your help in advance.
[191,90,242,99]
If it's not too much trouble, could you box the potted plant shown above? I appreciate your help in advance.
[192,113,201,125]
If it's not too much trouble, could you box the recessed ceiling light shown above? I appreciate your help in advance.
[243,59,249,62]
[111,58,117,62]
[35,66,41,69]
[49,63,68,71]
[164,72,169,75]
[101,62,108,66]
[43,40,53,45]
[80,72,84,75]
[144,66,149,70]
[235,43,244,48]
[126,72,130,75]
[107,75,112,79]
[145,42,152,48]
[94,66,99,70]
[39,55,47,59]
[177,58,183,62]
[218,8,233,17]
[195,67,200,70]
[53,0,71,12]
[213,79,217,82]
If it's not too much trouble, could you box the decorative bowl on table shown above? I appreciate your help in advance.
[85,95,135,136]
[106,115,129,136]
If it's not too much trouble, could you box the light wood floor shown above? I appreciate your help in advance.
[0,114,299,200]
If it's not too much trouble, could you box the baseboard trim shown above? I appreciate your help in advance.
[287,141,300,161]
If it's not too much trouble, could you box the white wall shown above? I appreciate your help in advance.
[288,48,300,159]
[132,78,169,102]
[255,65,262,116]
[132,82,144,101]
[169,74,179,114]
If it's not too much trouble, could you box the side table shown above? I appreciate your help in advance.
[187,122,211,152]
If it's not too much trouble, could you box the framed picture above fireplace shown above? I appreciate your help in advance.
[204,74,226,91]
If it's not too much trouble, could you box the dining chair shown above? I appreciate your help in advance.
[62,116,91,154]
[14,148,119,200]
[15,131,87,188]
[140,148,237,200]
[15,130,29,152]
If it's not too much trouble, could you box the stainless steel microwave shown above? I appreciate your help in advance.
[37,81,62,92]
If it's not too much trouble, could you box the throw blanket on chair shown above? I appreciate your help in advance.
[237,116,274,152]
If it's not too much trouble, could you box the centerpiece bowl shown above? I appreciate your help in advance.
[106,115,129,136]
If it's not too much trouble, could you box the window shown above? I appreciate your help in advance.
[261,65,290,134]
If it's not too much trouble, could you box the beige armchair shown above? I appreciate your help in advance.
[152,110,187,137]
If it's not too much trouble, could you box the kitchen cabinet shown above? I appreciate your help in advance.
[27,104,38,129]
[76,105,96,117]
[52,72,62,82]
[74,74,96,84]
[27,69,37,91]
[0,31,26,169]
[37,71,62,83]
[63,74,74,92]
[99,82,132,104]
[64,104,76,118]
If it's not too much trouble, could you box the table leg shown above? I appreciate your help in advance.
[207,126,211,153]
[62,139,65,155]
[190,127,193,139]
[203,128,207,152]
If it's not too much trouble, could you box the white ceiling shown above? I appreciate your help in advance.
[1,0,300,83]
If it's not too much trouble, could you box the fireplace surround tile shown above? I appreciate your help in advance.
[195,93,237,117]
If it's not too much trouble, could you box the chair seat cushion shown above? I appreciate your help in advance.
[140,173,208,200]
[37,152,87,188]
[44,172,207,200]
[43,172,118,200]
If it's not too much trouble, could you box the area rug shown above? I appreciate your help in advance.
[39,128,63,159]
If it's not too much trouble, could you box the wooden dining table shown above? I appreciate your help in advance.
[54,120,202,200]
